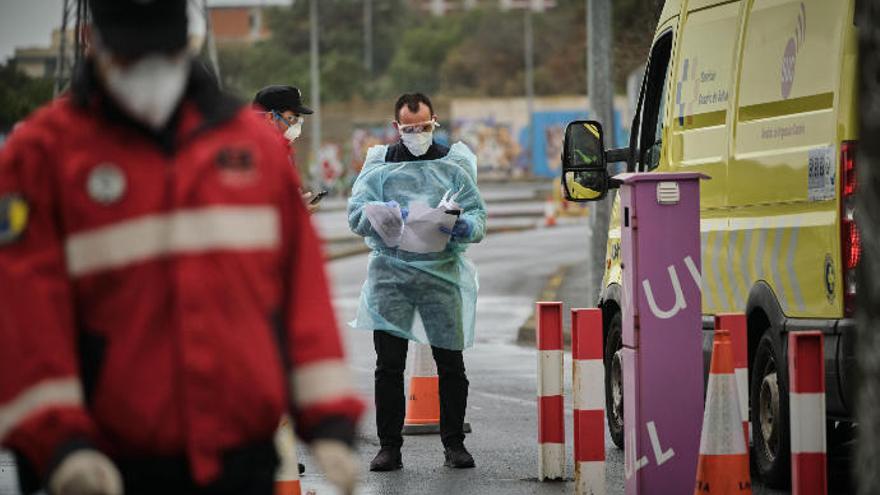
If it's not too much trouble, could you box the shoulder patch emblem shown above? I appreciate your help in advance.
[0,194,29,246]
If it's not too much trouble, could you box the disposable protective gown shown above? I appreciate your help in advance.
[347,142,487,350]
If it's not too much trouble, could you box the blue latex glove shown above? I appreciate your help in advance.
[384,200,408,220]
[439,218,472,240]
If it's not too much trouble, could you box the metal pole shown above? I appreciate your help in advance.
[586,0,613,303]
[525,8,535,172]
[73,0,84,70]
[587,0,613,144]
[856,2,880,493]
[203,0,222,85]
[364,0,373,73]
[430,0,444,16]
[310,0,321,181]
[54,0,72,96]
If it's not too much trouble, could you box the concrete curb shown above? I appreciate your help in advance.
[515,264,573,348]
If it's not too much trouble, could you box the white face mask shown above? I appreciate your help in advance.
[400,131,433,157]
[284,119,303,143]
[98,51,191,131]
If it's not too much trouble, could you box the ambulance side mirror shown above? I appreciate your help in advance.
[561,120,610,202]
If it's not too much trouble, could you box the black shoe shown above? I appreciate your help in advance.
[443,445,475,469]
[370,447,402,472]
[298,463,305,475]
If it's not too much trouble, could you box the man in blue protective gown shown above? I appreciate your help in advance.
[347,93,487,472]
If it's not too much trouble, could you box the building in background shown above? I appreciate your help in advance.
[207,0,292,44]
[11,29,74,80]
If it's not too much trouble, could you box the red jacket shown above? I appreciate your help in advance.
[0,63,363,486]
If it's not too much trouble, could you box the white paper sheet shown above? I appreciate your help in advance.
[398,200,458,254]
[364,190,464,253]
[364,203,404,248]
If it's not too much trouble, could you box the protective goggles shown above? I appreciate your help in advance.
[396,119,438,134]
[268,112,303,128]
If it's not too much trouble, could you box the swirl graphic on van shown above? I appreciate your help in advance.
[781,2,806,99]
[676,57,700,126]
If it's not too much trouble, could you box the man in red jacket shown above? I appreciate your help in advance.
[0,1,363,494]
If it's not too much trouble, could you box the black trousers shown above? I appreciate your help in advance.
[373,330,469,449]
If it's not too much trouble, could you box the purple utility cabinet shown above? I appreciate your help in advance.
[617,172,707,494]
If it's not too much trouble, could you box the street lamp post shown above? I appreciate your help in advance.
[524,7,535,169]
[364,0,373,73]
[586,0,613,302]
[202,0,222,85]
[310,0,321,182]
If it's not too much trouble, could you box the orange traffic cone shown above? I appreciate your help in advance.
[544,199,557,227]
[403,343,441,434]
[402,343,472,435]
[274,416,302,495]
[694,329,752,495]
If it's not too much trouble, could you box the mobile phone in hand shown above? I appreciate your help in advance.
[309,190,329,205]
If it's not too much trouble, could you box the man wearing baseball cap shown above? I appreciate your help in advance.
[254,85,325,212]
[0,1,363,494]
[254,85,313,145]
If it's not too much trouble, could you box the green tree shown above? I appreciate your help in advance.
[214,0,660,102]
[384,13,468,95]
[220,0,413,102]
[440,9,525,97]
[0,64,53,133]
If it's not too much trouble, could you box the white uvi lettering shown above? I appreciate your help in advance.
[647,421,676,466]
[642,265,687,319]
[684,255,702,290]
[624,428,650,480]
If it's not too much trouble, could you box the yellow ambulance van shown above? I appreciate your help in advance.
[560,0,858,487]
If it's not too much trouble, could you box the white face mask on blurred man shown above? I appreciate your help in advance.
[96,49,191,131]
[397,119,437,157]
[284,118,304,143]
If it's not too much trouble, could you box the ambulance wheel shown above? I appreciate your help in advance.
[751,330,791,488]
[604,311,624,449]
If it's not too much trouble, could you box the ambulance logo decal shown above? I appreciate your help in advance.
[781,3,806,99]
[215,146,259,186]
[676,57,700,126]
[87,163,127,205]
[824,253,835,303]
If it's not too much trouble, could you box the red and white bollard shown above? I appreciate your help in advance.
[572,308,605,495]
[536,302,565,481]
[788,331,827,495]
[715,313,749,444]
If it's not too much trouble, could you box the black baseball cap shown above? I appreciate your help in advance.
[253,85,314,115]
[89,0,188,58]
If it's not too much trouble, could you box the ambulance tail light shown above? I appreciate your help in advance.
[840,140,859,316]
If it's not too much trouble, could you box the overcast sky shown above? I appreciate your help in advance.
[0,0,64,64]
[0,0,293,64]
